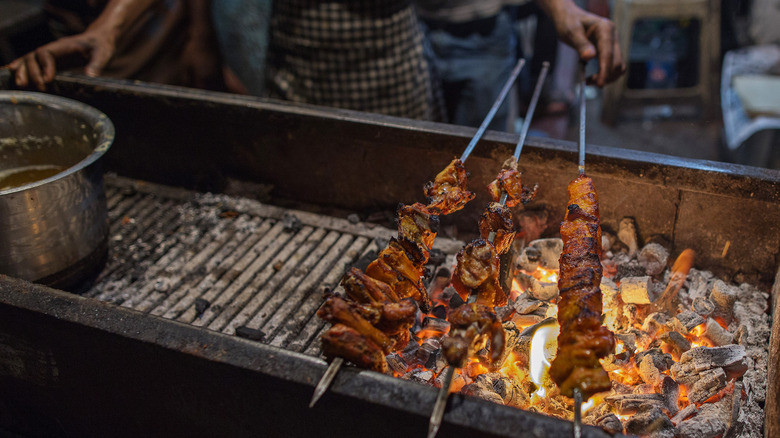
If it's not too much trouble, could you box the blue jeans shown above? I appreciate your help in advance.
[424,11,518,131]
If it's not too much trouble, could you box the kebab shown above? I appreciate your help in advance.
[310,59,528,408]
[547,64,614,438]
[428,62,549,438]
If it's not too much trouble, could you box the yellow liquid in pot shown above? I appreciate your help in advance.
[0,165,66,190]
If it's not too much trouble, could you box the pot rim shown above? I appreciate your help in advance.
[0,91,115,195]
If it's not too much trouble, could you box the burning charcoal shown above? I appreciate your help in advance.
[659,331,691,357]
[401,341,420,365]
[235,325,265,342]
[602,230,615,252]
[386,353,408,375]
[448,287,465,309]
[617,217,639,257]
[352,249,379,272]
[688,367,727,405]
[346,213,360,224]
[642,312,670,338]
[702,318,734,346]
[635,348,674,372]
[492,322,520,368]
[638,242,669,276]
[677,396,731,438]
[620,276,654,304]
[615,332,638,355]
[692,297,716,316]
[659,376,679,415]
[493,376,529,408]
[512,292,543,314]
[623,304,641,328]
[518,246,541,272]
[670,345,747,386]
[673,310,706,333]
[637,354,664,387]
[402,368,434,385]
[709,280,737,319]
[528,277,558,301]
[194,298,211,317]
[527,238,562,268]
[615,259,647,281]
[281,212,303,233]
[431,305,447,320]
[462,380,504,405]
[670,404,698,426]
[419,316,450,337]
[595,414,624,435]
[625,407,675,438]
[510,311,545,327]
[605,393,666,414]
[421,338,441,369]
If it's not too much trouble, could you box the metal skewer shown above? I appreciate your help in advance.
[571,62,588,438]
[310,58,528,411]
[573,388,583,438]
[578,62,587,176]
[428,62,552,438]
[460,58,526,163]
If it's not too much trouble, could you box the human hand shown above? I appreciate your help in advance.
[541,0,625,87]
[6,30,117,90]
[179,34,225,91]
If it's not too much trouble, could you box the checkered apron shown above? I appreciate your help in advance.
[267,0,445,121]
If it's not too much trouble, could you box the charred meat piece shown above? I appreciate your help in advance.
[451,239,507,308]
[487,168,538,207]
[478,202,517,254]
[397,202,439,251]
[342,267,400,304]
[441,303,505,369]
[353,298,418,337]
[317,295,394,353]
[424,158,475,215]
[321,324,388,373]
[549,174,614,399]
[366,238,430,312]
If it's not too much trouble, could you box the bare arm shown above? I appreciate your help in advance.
[6,0,160,90]
[535,0,625,86]
[179,0,225,90]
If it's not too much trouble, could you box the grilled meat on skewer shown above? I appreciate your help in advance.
[549,174,614,399]
[424,158,475,215]
[366,238,430,312]
[317,295,394,353]
[322,324,388,373]
[478,202,517,255]
[342,267,400,304]
[397,202,439,251]
[486,167,538,208]
[441,303,505,368]
[450,239,507,308]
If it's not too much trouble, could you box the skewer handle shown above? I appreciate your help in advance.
[309,357,344,408]
[428,366,455,438]
[460,58,526,162]
[512,61,550,161]
[578,63,587,175]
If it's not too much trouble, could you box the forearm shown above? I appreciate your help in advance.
[86,0,161,37]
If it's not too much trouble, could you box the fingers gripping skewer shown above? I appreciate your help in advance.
[460,58,526,163]
[310,59,527,410]
[428,63,551,438]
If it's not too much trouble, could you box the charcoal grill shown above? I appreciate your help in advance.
[1,71,778,438]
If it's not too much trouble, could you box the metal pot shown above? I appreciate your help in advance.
[0,91,114,292]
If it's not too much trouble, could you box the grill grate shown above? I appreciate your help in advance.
[86,175,421,356]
